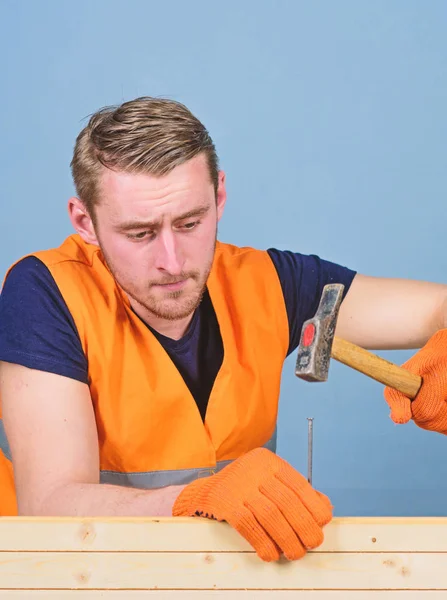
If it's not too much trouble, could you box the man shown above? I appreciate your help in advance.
[0,97,446,563]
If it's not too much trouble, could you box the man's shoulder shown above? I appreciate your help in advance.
[1,255,69,316]
[0,254,89,385]
[210,241,284,305]
[2,235,99,286]
[32,234,100,269]
[214,240,272,265]
[2,255,54,289]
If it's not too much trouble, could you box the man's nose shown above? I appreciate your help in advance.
[154,230,184,274]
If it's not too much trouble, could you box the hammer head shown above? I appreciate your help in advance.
[295,283,344,382]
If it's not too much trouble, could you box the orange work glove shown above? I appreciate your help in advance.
[384,329,447,434]
[172,447,332,562]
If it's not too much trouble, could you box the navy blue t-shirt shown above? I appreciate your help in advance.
[0,249,356,420]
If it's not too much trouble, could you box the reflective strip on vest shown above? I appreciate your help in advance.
[0,419,11,461]
[100,429,278,489]
[0,418,277,489]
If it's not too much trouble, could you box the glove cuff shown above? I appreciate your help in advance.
[172,477,210,516]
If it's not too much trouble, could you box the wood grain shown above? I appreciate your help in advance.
[0,517,446,595]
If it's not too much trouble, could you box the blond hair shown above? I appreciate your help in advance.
[71,96,219,214]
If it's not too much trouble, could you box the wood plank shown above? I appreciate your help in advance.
[0,551,446,590]
[1,517,447,552]
[0,592,446,598]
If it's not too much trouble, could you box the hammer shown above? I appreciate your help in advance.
[295,283,422,400]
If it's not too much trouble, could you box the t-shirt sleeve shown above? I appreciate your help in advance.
[0,256,88,383]
[267,249,357,356]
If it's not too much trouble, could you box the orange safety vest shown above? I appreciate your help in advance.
[0,235,289,515]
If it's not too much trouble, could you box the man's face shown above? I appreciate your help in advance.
[87,154,226,327]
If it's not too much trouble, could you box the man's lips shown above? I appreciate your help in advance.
[152,279,188,292]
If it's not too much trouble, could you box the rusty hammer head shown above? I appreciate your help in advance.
[295,283,344,382]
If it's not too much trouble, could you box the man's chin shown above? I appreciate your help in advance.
[147,305,195,321]
[145,291,205,321]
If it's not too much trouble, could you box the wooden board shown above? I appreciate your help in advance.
[0,516,446,596]
[1,594,447,599]
[0,594,446,599]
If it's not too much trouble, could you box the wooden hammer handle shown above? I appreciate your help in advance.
[331,337,422,400]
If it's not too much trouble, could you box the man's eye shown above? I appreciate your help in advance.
[127,231,153,240]
[182,221,199,230]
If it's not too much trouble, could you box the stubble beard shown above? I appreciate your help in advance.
[99,239,216,323]
[143,273,208,321]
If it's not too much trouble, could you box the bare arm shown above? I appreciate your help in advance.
[336,274,447,350]
[0,362,184,516]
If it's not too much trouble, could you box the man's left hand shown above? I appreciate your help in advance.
[384,329,447,434]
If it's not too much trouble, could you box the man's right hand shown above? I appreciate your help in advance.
[172,447,333,562]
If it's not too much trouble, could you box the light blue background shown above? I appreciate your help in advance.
[1,0,446,515]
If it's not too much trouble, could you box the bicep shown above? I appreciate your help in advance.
[336,273,447,349]
[0,362,99,515]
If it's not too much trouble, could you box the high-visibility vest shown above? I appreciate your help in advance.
[0,235,289,515]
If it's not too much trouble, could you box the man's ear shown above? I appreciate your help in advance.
[67,197,99,246]
[216,170,227,222]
